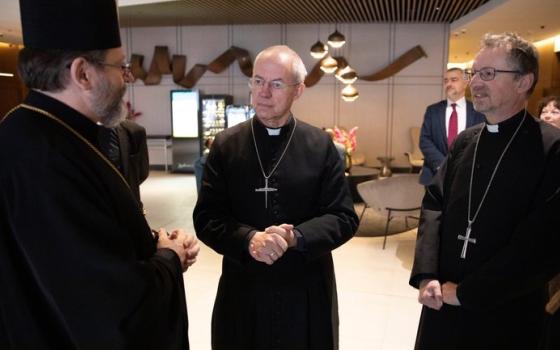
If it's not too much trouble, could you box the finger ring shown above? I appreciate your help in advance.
[269,252,275,258]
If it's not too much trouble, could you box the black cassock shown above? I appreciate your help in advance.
[0,91,188,350]
[410,110,560,350]
[193,117,358,350]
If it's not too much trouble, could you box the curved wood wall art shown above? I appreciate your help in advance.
[130,46,253,88]
[359,45,427,82]
[303,45,427,87]
[130,45,426,88]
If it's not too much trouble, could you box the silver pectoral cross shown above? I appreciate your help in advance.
[254,177,277,208]
[457,222,477,259]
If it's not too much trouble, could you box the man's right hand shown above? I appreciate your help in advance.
[418,279,443,310]
[249,231,288,265]
[156,228,190,272]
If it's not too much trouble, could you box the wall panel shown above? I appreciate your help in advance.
[124,23,449,167]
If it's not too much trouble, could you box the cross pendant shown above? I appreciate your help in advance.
[254,177,277,208]
[457,223,477,259]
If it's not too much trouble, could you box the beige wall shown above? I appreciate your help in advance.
[529,41,560,115]
[121,23,450,167]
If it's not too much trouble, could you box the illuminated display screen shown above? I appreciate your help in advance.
[171,90,199,138]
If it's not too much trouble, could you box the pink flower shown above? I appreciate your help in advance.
[126,101,142,120]
[333,126,358,154]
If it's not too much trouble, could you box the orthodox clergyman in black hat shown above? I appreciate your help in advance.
[0,1,198,349]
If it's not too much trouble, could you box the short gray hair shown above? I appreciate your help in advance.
[480,32,539,95]
[18,48,107,91]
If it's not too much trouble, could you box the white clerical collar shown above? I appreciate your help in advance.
[486,124,499,133]
[266,127,281,136]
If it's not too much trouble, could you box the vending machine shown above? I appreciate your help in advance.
[200,94,233,148]
[225,105,251,128]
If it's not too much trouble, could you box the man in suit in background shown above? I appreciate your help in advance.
[99,119,150,208]
[419,68,485,185]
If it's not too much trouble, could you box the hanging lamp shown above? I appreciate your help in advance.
[320,55,338,74]
[342,84,359,102]
[328,29,346,48]
[310,40,328,59]
[336,66,358,84]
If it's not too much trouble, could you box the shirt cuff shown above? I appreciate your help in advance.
[293,229,306,251]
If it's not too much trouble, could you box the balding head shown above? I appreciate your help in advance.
[254,45,307,83]
[250,45,306,128]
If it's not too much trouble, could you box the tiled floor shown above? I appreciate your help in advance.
[142,171,422,350]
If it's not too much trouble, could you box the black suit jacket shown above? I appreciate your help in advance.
[117,120,149,207]
[419,100,484,185]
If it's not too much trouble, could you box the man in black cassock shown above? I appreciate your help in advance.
[193,45,358,350]
[409,32,560,350]
[0,1,199,349]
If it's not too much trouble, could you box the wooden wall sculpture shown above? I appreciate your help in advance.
[131,46,252,88]
[303,45,427,87]
[130,45,427,88]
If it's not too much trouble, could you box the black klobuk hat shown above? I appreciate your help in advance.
[19,0,122,50]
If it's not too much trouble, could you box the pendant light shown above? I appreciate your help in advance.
[310,40,328,59]
[310,24,328,59]
[342,84,359,102]
[328,29,346,48]
[336,66,358,84]
[320,55,338,74]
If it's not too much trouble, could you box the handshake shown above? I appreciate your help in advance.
[249,223,297,265]
[155,228,200,272]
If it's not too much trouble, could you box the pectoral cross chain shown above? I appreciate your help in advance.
[457,223,477,259]
[255,177,277,208]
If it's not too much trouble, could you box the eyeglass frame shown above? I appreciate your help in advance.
[463,67,522,81]
[65,60,132,78]
[248,77,301,90]
[98,61,132,76]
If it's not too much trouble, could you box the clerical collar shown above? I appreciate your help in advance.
[486,124,499,133]
[266,127,281,136]
[485,109,526,134]
[253,116,294,137]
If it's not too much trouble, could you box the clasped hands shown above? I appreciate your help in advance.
[156,228,200,272]
[249,224,296,265]
[418,279,461,310]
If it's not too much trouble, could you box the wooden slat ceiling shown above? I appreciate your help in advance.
[119,0,491,27]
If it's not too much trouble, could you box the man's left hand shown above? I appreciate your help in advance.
[265,224,296,247]
[442,282,461,306]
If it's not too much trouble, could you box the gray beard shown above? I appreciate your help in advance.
[99,99,127,127]
[92,78,127,128]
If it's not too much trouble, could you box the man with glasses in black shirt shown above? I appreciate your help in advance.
[194,45,358,350]
[410,32,560,350]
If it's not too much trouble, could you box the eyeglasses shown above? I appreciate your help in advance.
[464,67,521,81]
[99,61,132,76]
[248,77,300,90]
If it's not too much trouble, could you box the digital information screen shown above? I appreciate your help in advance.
[171,90,199,138]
